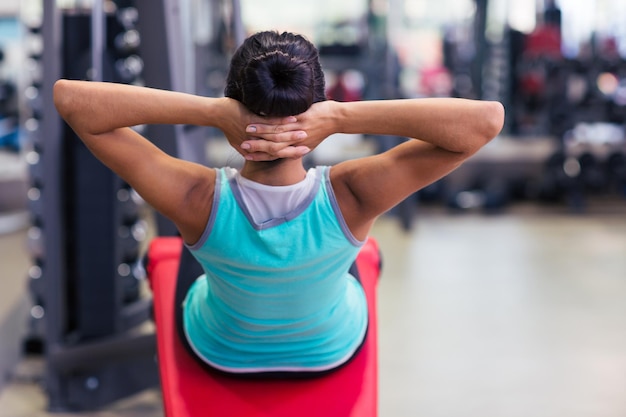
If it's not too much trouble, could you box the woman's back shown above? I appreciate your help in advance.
[183,166,368,373]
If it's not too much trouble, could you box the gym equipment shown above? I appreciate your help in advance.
[0,46,19,150]
[146,236,381,417]
[536,122,626,209]
[446,181,511,213]
[20,2,159,411]
[20,0,249,410]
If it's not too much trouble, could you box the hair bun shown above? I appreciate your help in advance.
[242,50,314,117]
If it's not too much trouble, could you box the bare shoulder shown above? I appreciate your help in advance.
[328,158,378,241]
[328,140,472,239]
[174,164,218,245]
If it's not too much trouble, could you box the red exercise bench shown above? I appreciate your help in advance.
[146,236,381,417]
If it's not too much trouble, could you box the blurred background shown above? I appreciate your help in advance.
[0,0,625,416]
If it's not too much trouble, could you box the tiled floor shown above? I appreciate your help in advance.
[1,199,626,416]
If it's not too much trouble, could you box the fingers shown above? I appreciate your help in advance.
[239,115,309,161]
[244,128,307,144]
[277,146,311,160]
[241,138,307,155]
[241,138,281,154]
[241,139,310,161]
[246,121,304,142]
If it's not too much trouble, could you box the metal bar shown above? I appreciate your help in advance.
[231,0,245,47]
[119,298,154,331]
[41,0,66,409]
[41,0,65,360]
[91,0,105,81]
[473,0,489,99]
[134,0,180,236]
[49,333,156,373]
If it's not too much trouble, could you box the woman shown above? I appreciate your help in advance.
[54,31,504,377]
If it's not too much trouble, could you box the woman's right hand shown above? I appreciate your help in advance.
[217,97,313,161]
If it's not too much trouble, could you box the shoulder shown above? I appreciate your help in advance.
[327,161,376,241]
[176,166,219,245]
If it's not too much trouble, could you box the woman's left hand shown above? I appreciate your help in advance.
[218,98,311,161]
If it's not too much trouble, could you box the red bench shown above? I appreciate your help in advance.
[146,236,380,417]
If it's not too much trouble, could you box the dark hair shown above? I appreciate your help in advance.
[224,31,326,117]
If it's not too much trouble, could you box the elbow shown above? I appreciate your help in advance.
[53,79,72,120]
[485,101,505,139]
[466,100,505,155]
[53,79,90,135]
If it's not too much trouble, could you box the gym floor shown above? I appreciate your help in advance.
[1,198,626,416]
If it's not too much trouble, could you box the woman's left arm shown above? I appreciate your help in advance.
[54,80,308,241]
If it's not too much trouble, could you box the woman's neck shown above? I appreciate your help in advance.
[240,158,307,186]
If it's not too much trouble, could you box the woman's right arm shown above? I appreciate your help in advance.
[328,98,505,237]
[243,98,505,239]
[336,98,504,154]
[244,98,503,158]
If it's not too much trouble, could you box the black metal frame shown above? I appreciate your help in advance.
[32,2,158,411]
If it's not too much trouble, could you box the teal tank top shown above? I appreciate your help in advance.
[183,166,368,373]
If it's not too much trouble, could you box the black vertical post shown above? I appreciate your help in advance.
[473,0,488,99]
[40,0,67,410]
[134,0,179,236]
[32,3,158,411]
